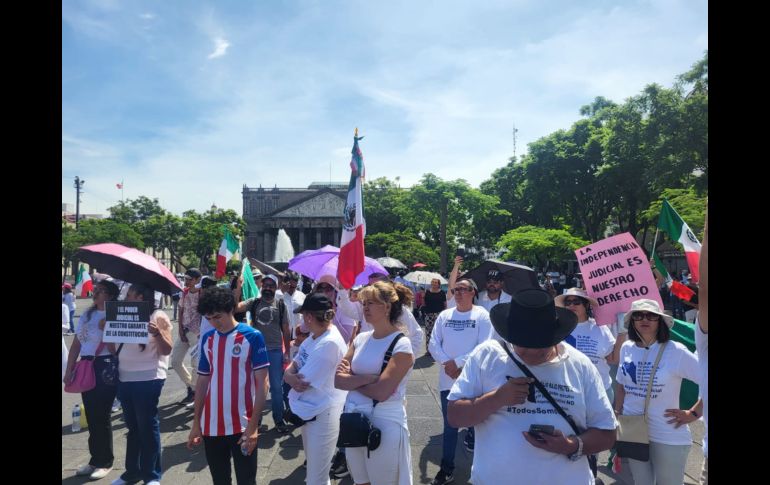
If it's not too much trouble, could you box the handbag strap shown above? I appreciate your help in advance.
[642,341,667,418]
[372,332,406,408]
[497,340,582,436]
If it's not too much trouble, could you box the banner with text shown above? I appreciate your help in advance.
[575,232,662,326]
[103,301,151,344]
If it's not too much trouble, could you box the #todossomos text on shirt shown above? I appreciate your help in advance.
[448,341,616,485]
[197,323,269,436]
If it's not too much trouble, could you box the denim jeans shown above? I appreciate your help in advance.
[267,349,285,425]
[118,379,165,483]
[440,390,459,474]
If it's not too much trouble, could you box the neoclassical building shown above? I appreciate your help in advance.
[242,182,348,262]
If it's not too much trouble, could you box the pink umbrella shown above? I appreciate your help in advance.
[412,262,427,268]
[74,243,182,295]
[288,245,388,286]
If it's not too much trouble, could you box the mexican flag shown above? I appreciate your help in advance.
[216,226,240,279]
[75,264,93,297]
[653,252,696,301]
[337,130,366,289]
[658,199,702,283]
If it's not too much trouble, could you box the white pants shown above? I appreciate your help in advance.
[628,441,691,485]
[171,331,199,388]
[301,401,344,485]
[346,403,412,485]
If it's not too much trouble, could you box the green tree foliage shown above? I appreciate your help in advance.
[364,177,408,235]
[366,231,440,270]
[176,208,245,272]
[497,226,589,271]
[61,218,145,271]
[403,174,508,272]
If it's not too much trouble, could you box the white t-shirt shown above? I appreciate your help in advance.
[282,290,306,337]
[62,292,76,312]
[346,330,414,407]
[62,303,70,333]
[449,341,616,485]
[616,340,700,445]
[476,290,512,313]
[336,291,424,354]
[289,325,348,420]
[428,305,495,391]
[695,315,708,457]
[564,318,615,390]
[76,309,111,357]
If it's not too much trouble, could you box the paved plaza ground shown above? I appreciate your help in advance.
[63,299,704,484]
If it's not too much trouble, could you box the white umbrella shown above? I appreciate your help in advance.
[376,257,407,269]
[404,271,447,285]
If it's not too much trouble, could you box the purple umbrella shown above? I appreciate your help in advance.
[288,245,387,286]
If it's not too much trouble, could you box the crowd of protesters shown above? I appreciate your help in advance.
[63,223,708,485]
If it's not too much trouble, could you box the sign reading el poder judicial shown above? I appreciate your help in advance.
[103,301,151,344]
[575,232,663,326]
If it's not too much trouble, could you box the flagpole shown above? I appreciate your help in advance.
[651,228,660,256]
[121,180,124,202]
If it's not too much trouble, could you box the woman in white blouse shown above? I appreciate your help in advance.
[335,281,415,485]
[284,293,348,485]
[63,279,121,481]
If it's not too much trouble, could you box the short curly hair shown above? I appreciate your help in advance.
[197,287,235,315]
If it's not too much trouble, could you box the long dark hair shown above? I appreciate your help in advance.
[84,280,120,320]
[628,318,671,343]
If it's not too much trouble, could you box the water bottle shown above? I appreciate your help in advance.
[72,404,82,432]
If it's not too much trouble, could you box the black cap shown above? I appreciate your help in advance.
[487,269,504,281]
[293,293,333,314]
[185,268,202,279]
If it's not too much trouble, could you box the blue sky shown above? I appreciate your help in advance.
[62,0,707,216]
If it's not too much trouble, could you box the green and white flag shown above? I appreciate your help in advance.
[657,199,702,283]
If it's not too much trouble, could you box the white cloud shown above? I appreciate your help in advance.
[207,37,230,59]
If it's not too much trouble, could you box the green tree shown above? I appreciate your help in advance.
[363,177,408,235]
[366,232,440,270]
[404,174,508,272]
[496,225,588,271]
[177,208,244,272]
[641,188,707,244]
[62,218,145,274]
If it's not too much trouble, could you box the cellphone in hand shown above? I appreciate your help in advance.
[528,424,555,441]
[456,248,465,258]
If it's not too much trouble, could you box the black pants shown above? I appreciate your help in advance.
[203,434,258,485]
[81,356,118,468]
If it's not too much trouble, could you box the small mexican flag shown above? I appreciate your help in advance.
[215,226,240,279]
[653,252,696,302]
[75,264,93,297]
[658,199,702,283]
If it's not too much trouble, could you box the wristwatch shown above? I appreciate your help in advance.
[567,435,584,461]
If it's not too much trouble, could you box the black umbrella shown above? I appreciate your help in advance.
[460,259,540,295]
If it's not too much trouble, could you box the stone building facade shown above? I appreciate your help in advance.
[242,182,348,262]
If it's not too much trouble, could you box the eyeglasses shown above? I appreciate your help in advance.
[631,312,661,321]
[452,287,474,294]
[563,299,584,306]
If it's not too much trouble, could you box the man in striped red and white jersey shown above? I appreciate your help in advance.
[187,287,269,485]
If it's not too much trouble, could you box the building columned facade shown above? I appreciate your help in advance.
[242,182,348,262]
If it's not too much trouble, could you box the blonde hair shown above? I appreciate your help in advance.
[359,281,413,324]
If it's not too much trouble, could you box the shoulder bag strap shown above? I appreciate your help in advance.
[643,341,667,419]
[496,340,581,436]
[372,332,406,408]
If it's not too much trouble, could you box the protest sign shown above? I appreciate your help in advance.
[575,232,662,325]
[103,301,151,344]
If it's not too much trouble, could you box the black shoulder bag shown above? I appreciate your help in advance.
[101,343,124,386]
[497,340,599,477]
[337,332,406,457]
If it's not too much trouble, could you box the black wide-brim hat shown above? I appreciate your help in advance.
[489,288,578,349]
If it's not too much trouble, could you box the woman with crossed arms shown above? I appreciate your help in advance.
[335,281,416,485]
[284,293,348,485]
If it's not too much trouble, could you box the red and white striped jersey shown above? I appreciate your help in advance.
[197,323,269,436]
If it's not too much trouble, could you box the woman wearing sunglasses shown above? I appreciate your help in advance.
[615,299,702,485]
